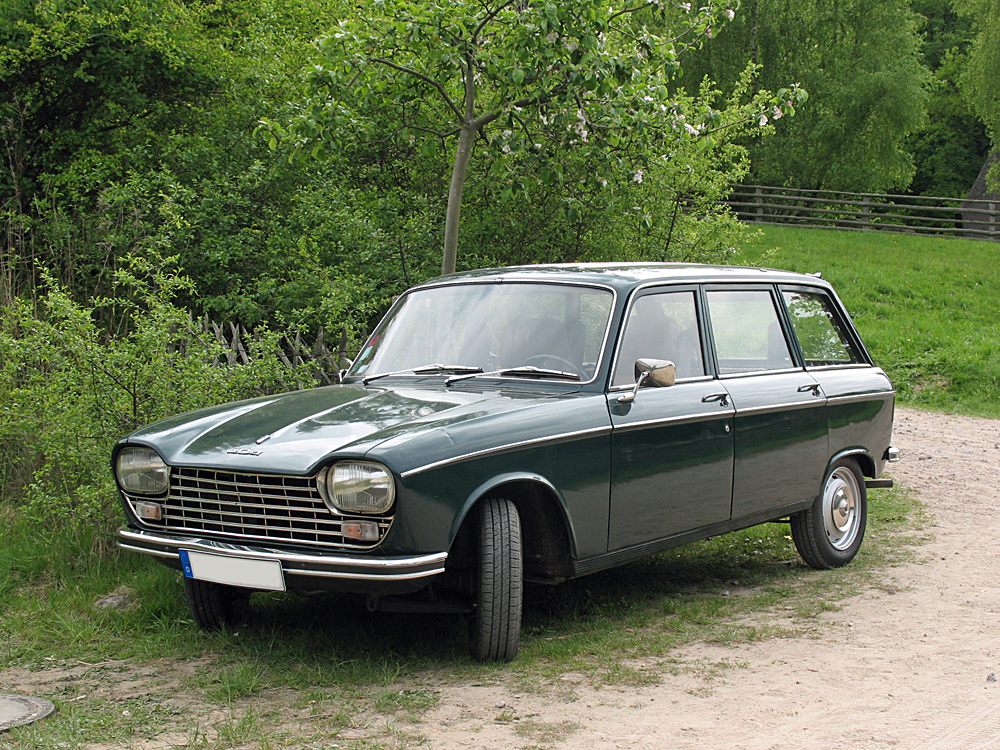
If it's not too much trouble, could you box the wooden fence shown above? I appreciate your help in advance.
[200,317,355,384]
[728,184,1000,241]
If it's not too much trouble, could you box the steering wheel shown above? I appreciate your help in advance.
[523,354,585,378]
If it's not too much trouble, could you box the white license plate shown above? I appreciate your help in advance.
[179,550,285,591]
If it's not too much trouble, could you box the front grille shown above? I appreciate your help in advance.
[130,467,392,550]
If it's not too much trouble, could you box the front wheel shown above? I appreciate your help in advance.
[469,498,523,662]
[183,577,251,630]
[791,458,867,570]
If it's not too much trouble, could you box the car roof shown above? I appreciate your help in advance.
[417,263,833,294]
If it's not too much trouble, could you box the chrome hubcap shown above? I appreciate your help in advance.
[823,467,860,551]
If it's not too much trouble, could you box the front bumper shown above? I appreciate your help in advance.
[118,527,448,594]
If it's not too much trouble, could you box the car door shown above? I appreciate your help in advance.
[607,288,735,550]
[779,286,895,463]
[704,286,829,522]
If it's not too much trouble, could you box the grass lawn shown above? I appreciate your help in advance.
[739,225,1000,417]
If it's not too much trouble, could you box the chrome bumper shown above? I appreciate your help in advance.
[117,527,448,583]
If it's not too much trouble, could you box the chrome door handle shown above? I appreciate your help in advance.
[702,392,730,407]
[797,384,822,396]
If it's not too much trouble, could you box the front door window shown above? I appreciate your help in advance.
[612,290,705,386]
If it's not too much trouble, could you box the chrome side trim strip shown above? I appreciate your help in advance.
[607,375,714,392]
[734,399,827,417]
[826,392,895,406]
[400,425,612,478]
[612,410,727,432]
[804,363,872,372]
[719,367,804,380]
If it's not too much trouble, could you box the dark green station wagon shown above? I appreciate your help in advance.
[114,264,897,661]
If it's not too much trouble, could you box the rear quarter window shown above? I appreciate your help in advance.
[782,290,863,367]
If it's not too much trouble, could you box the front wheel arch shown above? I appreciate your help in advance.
[448,476,575,582]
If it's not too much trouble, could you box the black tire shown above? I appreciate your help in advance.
[183,577,251,630]
[791,457,867,570]
[469,498,523,662]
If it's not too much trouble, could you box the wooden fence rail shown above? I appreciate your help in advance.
[728,184,1000,241]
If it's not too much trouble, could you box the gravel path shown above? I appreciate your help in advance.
[423,407,1000,749]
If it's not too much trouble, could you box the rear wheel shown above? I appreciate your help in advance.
[791,457,867,570]
[183,577,251,630]
[469,498,523,662]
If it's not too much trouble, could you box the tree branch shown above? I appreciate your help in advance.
[608,1,657,23]
[473,0,520,40]
[370,57,464,121]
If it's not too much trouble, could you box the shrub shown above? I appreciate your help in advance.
[0,255,317,540]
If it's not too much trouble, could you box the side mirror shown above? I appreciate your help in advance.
[618,359,676,404]
[634,358,676,387]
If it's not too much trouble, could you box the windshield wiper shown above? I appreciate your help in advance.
[446,366,581,385]
[362,363,482,385]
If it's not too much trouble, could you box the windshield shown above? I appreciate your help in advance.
[349,282,615,383]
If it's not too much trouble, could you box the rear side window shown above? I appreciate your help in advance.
[782,290,863,367]
[706,289,794,374]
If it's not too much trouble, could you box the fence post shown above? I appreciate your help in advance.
[992,202,998,240]
[755,186,763,223]
[862,196,870,230]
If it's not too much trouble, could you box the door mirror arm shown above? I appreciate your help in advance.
[617,370,651,404]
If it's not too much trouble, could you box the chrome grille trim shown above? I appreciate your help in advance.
[126,467,393,550]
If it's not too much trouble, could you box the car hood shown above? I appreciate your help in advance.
[123,383,577,475]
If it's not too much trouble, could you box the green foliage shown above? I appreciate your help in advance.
[453,74,761,267]
[278,0,804,273]
[955,0,1000,189]
[0,256,317,530]
[0,0,213,205]
[906,0,989,198]
[682,0,930,192]
[2,0,399,332]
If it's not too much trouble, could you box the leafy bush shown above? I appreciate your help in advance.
[0,255,317,538]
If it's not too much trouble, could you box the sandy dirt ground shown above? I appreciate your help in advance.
[422,407,1000,749]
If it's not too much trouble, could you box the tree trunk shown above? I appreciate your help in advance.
[442,122,478,276]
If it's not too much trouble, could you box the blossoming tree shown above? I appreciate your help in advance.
[277,0,804,274]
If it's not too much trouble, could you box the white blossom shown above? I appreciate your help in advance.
[758,113,769,127]
[680,2,691,11]
[633,169,644,184]
[546,30,559,44]
[685,123,699,136]
[726,8,735,19]
[564,40,579,52]
[772,105,783,119]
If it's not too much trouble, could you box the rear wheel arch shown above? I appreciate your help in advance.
[830,447,876,478]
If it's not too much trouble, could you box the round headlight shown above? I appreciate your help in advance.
[318,461,395,514]
[116,447,169,495]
